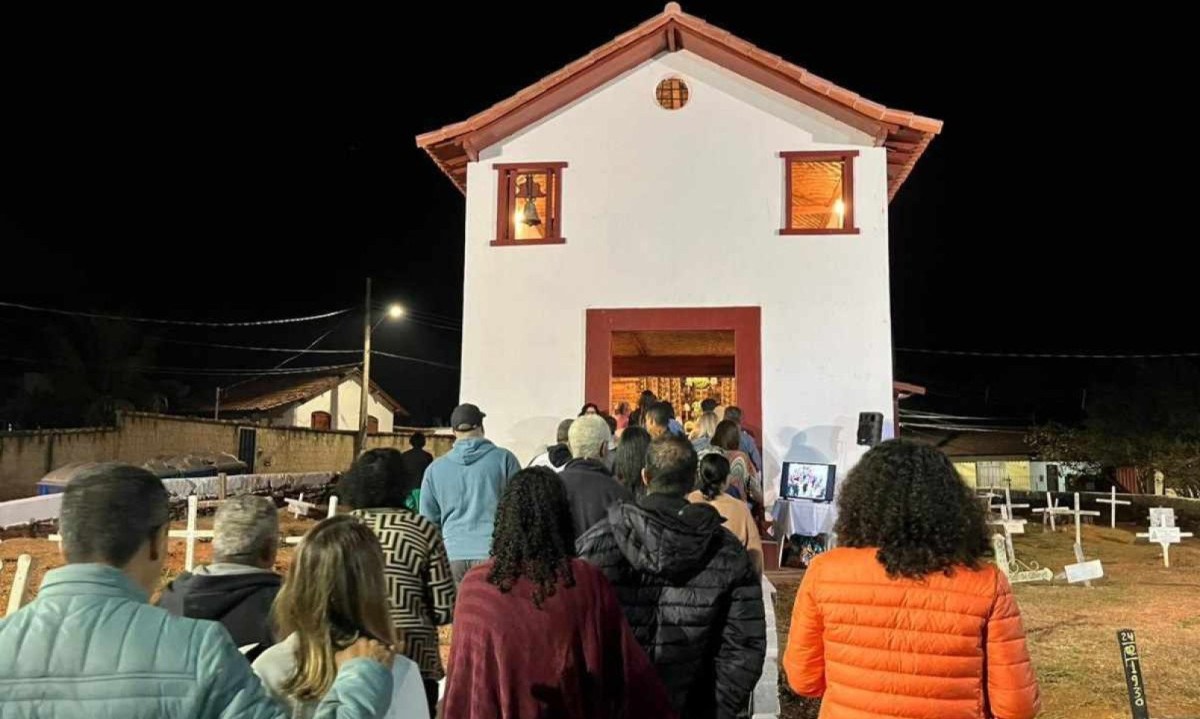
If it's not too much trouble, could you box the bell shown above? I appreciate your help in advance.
[521,197,542,226]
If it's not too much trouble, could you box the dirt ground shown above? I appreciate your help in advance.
[773,522,1200,719]
[1,511,317,608]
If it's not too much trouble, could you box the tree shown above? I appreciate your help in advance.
[1027,361,1200,494]
[1,318,182,428]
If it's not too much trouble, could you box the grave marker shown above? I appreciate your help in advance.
[2,553,34,617]
[1032,492,1072,532]
[284,495,340,545]
[1064,559,1104,584]
[168,495,214,572]
[1117,629,1151,719]
[1000,487,1030,521]
[1135,508,1194,568]
[1096,487,1131,528]
[285,493,317,519]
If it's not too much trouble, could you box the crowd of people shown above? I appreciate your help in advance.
[0,396,1041,719]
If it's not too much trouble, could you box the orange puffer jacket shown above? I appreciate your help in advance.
[783,547,1040,719]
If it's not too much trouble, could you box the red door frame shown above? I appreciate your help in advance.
[585,307,762,438]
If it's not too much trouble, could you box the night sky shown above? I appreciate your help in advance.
[0,3,1187,425]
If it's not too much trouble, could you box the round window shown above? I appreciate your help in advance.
[655,78,689,110]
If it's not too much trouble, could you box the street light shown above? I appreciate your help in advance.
[357,279,403,457]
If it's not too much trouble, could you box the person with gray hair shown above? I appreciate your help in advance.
[0,463,394,718]
[158,494,282,659]
[559,414,632,540]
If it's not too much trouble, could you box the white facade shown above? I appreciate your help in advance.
[279,377,396,433]
[459,51,895,502]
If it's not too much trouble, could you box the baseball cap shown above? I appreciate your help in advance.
[450,403,486,431]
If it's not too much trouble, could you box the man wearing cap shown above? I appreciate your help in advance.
[419,403,521,584]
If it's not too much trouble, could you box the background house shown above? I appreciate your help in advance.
[205,369,407,433]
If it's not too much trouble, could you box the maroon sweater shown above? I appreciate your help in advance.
[444,558,676,719]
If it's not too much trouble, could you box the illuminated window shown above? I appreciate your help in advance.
[781,151,859,235]
[492,163,567,246]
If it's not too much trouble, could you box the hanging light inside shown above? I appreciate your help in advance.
[517,173,544,227]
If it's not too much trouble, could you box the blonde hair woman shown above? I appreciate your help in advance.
[253,516,425,719]
[689,411,720,453]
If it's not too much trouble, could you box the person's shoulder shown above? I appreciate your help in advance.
[576,515,617,549]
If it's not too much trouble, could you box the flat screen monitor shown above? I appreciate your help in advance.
[781,462,837,502]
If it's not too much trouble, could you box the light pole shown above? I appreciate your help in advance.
[355,277,404,457]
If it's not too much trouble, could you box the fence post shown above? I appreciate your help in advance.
[4,554,35,617]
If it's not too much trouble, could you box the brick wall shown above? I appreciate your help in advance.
[0,412,456,501]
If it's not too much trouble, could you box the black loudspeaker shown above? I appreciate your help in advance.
[857,412,883,447]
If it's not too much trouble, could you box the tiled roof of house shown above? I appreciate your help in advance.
[417,2,941,200]
[206,369,407,416]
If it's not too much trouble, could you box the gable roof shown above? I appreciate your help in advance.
[207,369,408,416]
[417,2,942,200]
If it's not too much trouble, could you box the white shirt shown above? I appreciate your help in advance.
[252,633,425,719]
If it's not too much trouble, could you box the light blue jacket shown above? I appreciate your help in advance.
[420,437,520,561]
[0,564,391,719]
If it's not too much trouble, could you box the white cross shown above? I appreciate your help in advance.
[1001,487,1030,521]
[168,495,214,572]
[1096,487,1131,528]
[2,553,34,617]
[284,495,339,545]
[285,493,316,519]
[1136,527,1194,568]
[1032,492,1072,532]
[1069,492,1101,550]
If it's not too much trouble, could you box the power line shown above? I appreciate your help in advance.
[0,354,358,376]
[0,300,352,327]
[160,338,359,354]
[372,350,459,370]
[156,338,458,369]
[897,347,1200,359]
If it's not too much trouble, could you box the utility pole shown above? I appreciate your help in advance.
[356,277,372,458]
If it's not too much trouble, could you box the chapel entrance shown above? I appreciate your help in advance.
[584,307,761,437]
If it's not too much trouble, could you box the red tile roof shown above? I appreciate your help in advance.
[417,3,942,200]
[204,369,408,416]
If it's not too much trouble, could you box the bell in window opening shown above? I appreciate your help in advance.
[512,171,552,241]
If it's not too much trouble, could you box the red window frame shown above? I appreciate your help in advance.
[780,150,860,235]
[492,162,567,246]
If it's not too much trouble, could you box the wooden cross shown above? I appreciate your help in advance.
[1136,509,1194,568]
[1096,487,1132,528]
[168,495,214,572]
[1001,487,1030,521]
[284,495,339,545]
[2,553,34,617]
[1032,492,1072,532]
[1069,492,1102,550]
[284,493,317,519]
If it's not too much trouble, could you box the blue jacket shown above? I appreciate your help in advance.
[420,437,520,561]
[0,564,391,719]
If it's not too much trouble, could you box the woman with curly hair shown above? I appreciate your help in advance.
[782,440,1040,719]
[443,467,675,719]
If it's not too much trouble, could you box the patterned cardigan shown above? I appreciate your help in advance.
[351,508,456,679]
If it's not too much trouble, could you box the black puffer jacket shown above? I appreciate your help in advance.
[577,493,766,719]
